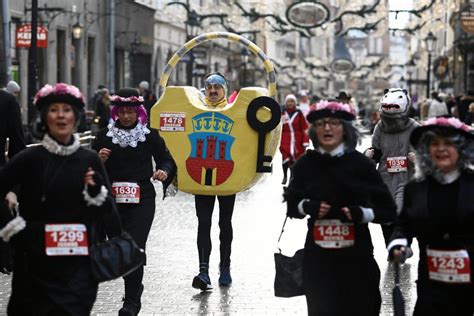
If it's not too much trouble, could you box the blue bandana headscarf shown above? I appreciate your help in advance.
[205,74,226,88]
[203,74,227,107]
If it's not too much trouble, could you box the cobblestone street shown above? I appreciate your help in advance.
[0,139,420,315]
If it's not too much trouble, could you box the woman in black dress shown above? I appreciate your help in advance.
[93,87,175,316]
[284,100,397,315]
[388,117,474,316]
[0,83,120,315]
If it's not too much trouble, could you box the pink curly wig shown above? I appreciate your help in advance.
[110,105,148,124]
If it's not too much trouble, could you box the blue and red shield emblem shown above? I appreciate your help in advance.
[186,112,235,186]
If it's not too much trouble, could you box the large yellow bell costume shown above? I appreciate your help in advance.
[150,32,281,196]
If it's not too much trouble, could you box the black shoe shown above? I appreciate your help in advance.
[218,266,232,286]
[118,297,141,316]
[281,175,287,185]
[192,272,213,291]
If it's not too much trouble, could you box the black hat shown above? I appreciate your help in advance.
[306,100,356,122]
[34,83,85,110]
[110,87,144,107]
[410,117,474,147]
[335,91,352,100]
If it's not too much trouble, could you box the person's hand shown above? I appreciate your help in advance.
[340,206,363,223]
[98,148,111,163]
[4,192,18,210]
[84,167,96,186]
[318,201,331,218]
[152,169,168,182]
[389,246,408,264]
[408,152,416,163]
[365,148,374,159]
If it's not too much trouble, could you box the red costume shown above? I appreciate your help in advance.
[279,108,309,164]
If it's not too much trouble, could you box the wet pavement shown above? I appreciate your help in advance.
[0,136,420,315]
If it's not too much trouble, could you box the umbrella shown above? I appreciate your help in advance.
[393,262,405,316]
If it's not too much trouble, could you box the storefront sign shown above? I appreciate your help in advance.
[16,24,48,48]
[460,3,474,34]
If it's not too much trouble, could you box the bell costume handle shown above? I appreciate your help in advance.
[158,32,277,98]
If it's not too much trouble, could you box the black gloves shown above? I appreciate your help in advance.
[87,171,104,197]
[301,200,321,218]
[388,245,408,264]
[341,206,364,223]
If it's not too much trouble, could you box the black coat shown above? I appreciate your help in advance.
[0,138,120,315]
[390,171,474,316]
[0,90,26,168]
[92,124,176,200]
[285,149,397,315]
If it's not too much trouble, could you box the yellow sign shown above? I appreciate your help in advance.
[151,86,281,195]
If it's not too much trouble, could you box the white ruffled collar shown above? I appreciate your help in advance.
[41,133,81,156]
[106,121,150,148]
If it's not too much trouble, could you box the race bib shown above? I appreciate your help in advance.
[112,182,140,204]
[313,219,355,249]
[386,156,408,173]
[45,224,89,256]
[427,248,471,284]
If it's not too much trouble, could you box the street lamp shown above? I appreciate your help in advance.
[425,31,437,98]
[241,48,249,87]
[72,21,84,39]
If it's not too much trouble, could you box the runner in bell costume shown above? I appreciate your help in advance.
[284,100,397,315]
[93,87,176,316]
[192,73,236,291]
[0,83,121,315]
[388,117,474,316]
[365,88,419,245]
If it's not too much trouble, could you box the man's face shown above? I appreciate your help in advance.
[205,84,225,103]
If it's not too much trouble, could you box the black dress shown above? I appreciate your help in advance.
[0,133,119,315]
[285,149,397,316]
[390,171,474,316]
[92,121,175,299]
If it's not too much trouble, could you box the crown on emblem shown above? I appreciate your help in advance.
[192,112,234,135]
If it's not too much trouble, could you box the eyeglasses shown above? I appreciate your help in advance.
[314,119,342,128]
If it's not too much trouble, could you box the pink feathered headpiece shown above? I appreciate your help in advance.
[410,117,473,146]
[306,100,356,122]
[34,83,85,110]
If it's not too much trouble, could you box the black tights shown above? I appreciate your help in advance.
[119,197,155,301]
[195,194,236,267]
[282,161,293,180]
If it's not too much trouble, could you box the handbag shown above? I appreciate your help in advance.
[89,231,145,282]
[274,216,304,297]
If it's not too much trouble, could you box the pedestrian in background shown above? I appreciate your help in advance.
[0,83,121,315]
[0,88,25,169]
[298,91,311,117]
[93,87,175,316]
[0,84,26,275]
[284,100,397,315]
[94,88,111,129]
[463,102,474,126]
[192,72,236,291]
[388,117,474,316]
[279,94,308,185]
[138,81,157,120]
[427,91,448,119]
[457,91,474,122]
[4,81,20,98]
